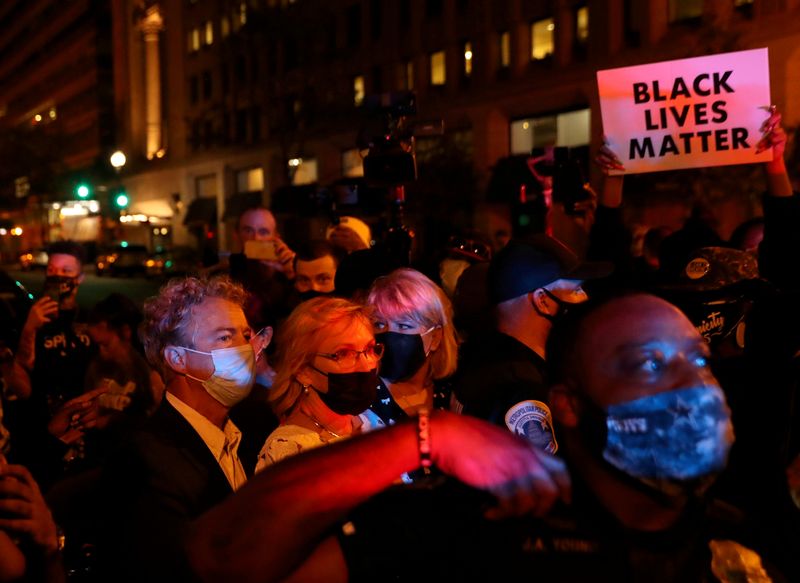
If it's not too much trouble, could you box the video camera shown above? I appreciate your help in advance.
[358,91,444,186]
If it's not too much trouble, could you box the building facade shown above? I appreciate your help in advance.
[112,0,800,256]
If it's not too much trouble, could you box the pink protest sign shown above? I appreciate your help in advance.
[597,48,772,174]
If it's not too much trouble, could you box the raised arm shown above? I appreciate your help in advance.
[185,410,570,583]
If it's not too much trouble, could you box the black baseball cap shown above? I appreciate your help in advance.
[488,235,612,304]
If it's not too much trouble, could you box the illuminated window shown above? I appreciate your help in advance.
[221,16,230,38]
[531,18,554,60]
[188,28,200,52]
[430,50,446,85]
[463,41,473,76]
[342,149,365,177]
[734,0,754,4]
[576,7,589,43]
[669,0,702,22]
[354,75,365,106]
[499,31,510,68]
[404,60,414,90]
[290,158,318,185]
[510,108,590,154]
[236,167,264,193]
[239,2,248,25]
[204,21,214,45]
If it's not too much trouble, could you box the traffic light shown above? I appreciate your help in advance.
[114,192,129,209]
[76,183,91,199]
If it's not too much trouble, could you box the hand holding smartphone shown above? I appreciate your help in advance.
[244,240,278,261]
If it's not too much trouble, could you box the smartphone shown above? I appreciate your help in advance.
[244,240,278,261]
[42,279,63,303]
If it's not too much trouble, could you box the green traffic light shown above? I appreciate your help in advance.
[77,184,90,198]
[115,193,129,208]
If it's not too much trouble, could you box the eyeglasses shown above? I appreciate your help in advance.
[447,236,492,262]
[314,343,385,367]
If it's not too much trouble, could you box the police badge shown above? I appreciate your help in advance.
[505,400,558,454]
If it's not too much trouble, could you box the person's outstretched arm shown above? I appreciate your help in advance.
[185,410,570,583]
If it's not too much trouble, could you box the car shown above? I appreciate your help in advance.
[145,246,202,279]
[19,248,49,271]
[95,244,149,277]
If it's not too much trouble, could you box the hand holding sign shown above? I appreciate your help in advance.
[597,49,773,174]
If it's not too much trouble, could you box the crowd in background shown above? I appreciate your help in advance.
[0,108,798,582]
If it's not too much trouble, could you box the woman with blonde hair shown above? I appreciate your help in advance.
[367,268,459,425]
[256,297,383,470]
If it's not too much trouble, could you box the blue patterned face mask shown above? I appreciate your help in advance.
[585,386,735,498]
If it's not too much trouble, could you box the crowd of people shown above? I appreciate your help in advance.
[0,108,798,582]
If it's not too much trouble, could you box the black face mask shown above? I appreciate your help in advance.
[310,366,379,415]
[43,276,78,303]
[375,331,428,382]
[299,289,333,302]
[532,288,572,323]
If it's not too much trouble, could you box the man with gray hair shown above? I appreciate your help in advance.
[100,276,271,581]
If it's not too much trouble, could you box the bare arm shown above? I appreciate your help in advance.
[758,108,792,198]
[185,411,569,583]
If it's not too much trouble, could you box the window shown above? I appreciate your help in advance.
[668,0,702,22]
[509,108,590,154]
[239,2,248,25]
[347,4,362,48]
[204,21,214,45]
[236,167,264,193]
[188,28,200,52]
[400,0,411,29]
[403,60,414,90]
[250,106,261,142]
[463,41,473,76]
[221,16,230,38]
[221,64,230,95]
[290,158,318,185]
[499,31,511,68]
[576,7,589,43]
[531,18,554,60]
[430,50,446,86]
[236,109,248,142]
[371,0,382,40]
[354,75,365,106]
[202,70,212,100]
[189,75,199,104]
[342,149,365,178]
[235,56,247,83]
[196,174,217,198]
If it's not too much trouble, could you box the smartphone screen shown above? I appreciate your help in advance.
[244,240,278,261]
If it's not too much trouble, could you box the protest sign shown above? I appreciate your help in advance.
[597,49,772,174]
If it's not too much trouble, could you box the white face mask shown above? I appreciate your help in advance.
[182,344,256,407]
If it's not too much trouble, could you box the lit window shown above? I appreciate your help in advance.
[49,107,57,120]
[576,7,589,43]
[499,31,511,68]
[463,41,473,76]
[342,149,365,178]
[734,0,754,4]
[236,167,264,193]
[221,16,230,37]
[204,21,214,45]
[430,50,446,86]
[188,28,200,52]
[531,18,554,60]
[405,60,414,90]
[239,2,248,25]
[290,158,318,185]
[668,0,702,22]
[354,76,365,106]
[509,108,590,154]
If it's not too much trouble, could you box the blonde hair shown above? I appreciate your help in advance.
[140,276,247,378]
[270,297,374,417]
[367,268,459,380]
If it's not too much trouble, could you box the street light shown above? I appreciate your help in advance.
[110,150,127,170]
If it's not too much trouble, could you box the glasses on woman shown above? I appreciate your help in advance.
[314,343,385,367]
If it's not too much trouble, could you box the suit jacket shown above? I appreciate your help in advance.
[100,400,259,582]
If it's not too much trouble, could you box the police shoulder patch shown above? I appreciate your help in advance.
[505,400,558,454]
